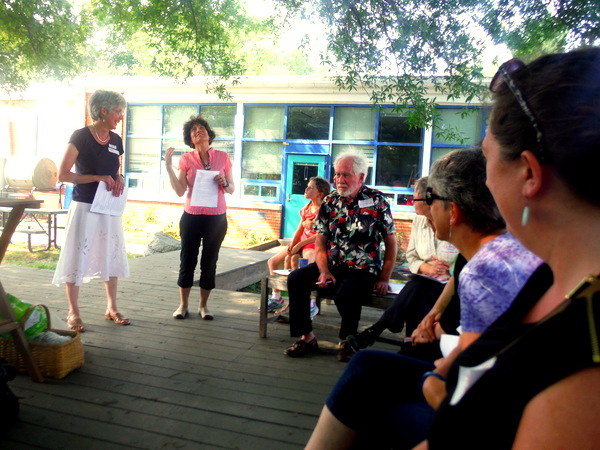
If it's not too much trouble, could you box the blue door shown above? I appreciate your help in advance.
[284,154,327,238]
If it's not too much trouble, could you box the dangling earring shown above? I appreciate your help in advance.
[521,204,530,227]
[448,219,454,241]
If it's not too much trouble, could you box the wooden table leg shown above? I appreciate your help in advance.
[259,276,269,338]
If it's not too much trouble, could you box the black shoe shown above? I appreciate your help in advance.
[346,333,368,352]
[284,338,319,357]
[337,340,357,362]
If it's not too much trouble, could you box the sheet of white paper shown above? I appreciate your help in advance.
[90,181,128,216]
[440,334,460,357]
[450,356,497,405]
[273,269,293,276]
[388,281,407,294]
[190,170,219,207]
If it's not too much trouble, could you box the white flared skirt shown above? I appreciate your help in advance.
[52,201,130,286]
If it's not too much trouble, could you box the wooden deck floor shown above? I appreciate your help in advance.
[0,260,399,449]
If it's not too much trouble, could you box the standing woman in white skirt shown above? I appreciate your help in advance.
[52,90,130,332]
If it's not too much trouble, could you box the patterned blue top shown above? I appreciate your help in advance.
[459,232,543,333]
[315,185,395,276]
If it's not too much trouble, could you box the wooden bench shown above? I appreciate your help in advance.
[258,273,409,342]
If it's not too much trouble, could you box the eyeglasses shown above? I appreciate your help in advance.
[412,198,426,203]
[489,58,545,160]
[425,187,449,206]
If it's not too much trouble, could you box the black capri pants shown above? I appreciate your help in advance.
[177,212,227,290]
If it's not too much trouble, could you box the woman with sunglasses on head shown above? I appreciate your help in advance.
[305,147,542,449]
[418,48,600,449]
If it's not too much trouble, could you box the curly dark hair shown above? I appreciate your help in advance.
[183,115,216,148]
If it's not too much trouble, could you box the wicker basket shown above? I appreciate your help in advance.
[0,304,84,379]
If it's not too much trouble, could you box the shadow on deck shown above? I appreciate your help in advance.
[0,248,400,449]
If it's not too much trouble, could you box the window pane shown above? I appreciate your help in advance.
[433,108,484,145]
[244,106,284,139]
[378,108,422,143]
[201,105,236,138]
[291,162,319,194]
[331,144,374,185]
[262,186,278,197]
[333,107,376,140]
[376,145,421,187]
[127,105,162,136]
[242,142,282,180]
[431,147,461,167]
[287,106,330,140]
[163,105,197,138]
[244,184,259,196]
[127,138,161,173]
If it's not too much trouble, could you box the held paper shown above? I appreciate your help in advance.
[90,181,128,216]
[191,170,219,207]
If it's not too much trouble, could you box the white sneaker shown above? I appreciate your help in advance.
[310,300,319,320]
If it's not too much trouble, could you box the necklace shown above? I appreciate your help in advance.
[92,123,110,144]
[199,150,211,170]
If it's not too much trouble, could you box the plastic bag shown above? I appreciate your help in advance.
[0,294,48,339]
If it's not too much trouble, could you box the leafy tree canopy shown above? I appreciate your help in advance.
[278,0,600,138]
[0,0,91,92]
[1,0,598,136]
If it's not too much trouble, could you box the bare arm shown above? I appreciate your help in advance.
[214,168,234,194]
[315,234,335,287]
[288,218,308,254]
[59,143,123,195]
[373,233,397,296]
[412,277,455,343]
[291,235,317,255]
[164,147,188,197]
[513,367,600,448]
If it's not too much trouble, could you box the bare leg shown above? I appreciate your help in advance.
[66,282,80,317]
[65,282,84,331]
[199,287,211,308]
[305,405,357,450]
[268,248,288,297]
[199,287,214,319]
[104,277,119,314]
[302,248,316,264]
[179,286,192,308]
[104,277,129,325]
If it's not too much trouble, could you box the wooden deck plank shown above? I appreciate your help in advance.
[0,261,403,449]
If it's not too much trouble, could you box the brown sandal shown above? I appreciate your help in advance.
[66,315,85,332]
[104,311,130,325]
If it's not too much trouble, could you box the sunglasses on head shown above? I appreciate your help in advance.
[489,58,546,161]
[425,187,450,206]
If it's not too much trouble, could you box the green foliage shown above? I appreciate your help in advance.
[0,0,91,92]
[143,205,158,224]
[89,0,271,97]
[279,0,600,136]
[396,230,408,265]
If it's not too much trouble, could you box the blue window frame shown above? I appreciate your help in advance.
[125,104,235,200]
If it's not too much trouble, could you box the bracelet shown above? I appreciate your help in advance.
[421,371,446,389]
[223,180,230,189]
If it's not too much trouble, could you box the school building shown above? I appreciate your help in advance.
[0,76,486,245]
